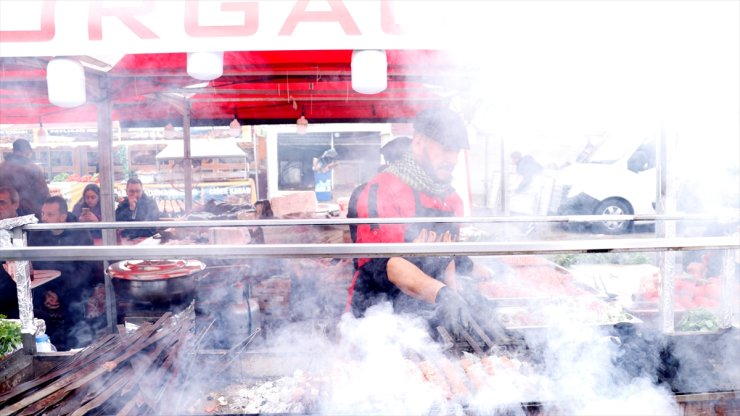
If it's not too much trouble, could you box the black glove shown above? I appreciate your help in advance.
[435,286,474,339]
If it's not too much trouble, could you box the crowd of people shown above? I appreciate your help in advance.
[1,139,162,350]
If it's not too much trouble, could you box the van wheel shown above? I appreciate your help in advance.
[592,198,633,234]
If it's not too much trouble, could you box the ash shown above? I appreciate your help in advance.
[214,370,318,414]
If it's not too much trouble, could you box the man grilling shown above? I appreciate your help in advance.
[347,107,497,341]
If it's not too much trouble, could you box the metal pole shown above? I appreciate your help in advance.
[499,135,509,216]
[3,236,736,261]
[96,82,118,334]
[719,248,738,328]
[10,224,36,353]
[657,129,677,333]
[483,133,491,210]
[252,127,260,200]
[183,105,193,214]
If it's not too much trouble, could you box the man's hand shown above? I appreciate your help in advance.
[129,197,138,211]
[435,286,474,339]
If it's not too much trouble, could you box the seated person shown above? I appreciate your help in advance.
[0,186,21,319]
[28,196,96,350]
[72,183,102,238]
[0,263,18,319]
[115,177,160,239]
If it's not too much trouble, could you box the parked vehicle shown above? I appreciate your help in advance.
[549,137,656,234]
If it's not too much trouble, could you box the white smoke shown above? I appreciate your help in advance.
[533,324,678,415]
[257,302,681,415]
[322,303,456,415]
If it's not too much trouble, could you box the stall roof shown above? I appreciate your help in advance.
[0,49,467,127]
[0,1,477,126]
[155,140,246,160]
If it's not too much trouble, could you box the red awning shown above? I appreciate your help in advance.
[0,49,469,126]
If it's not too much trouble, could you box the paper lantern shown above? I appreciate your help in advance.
[163,123,175,139]
[37,124,48,143]
[47,58,87,108]
[296,115,308,135]
[229,117,241,137]
[351,50,387,94]
[187,51,223,81]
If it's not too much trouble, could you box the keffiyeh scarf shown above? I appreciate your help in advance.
[385,153,452,196]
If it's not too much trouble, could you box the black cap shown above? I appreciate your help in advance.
[413,107,469,150]
[322,148,337,159]
[381,136,412,163]
[13,139,33,153]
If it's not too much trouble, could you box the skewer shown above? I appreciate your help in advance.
[436,326,455,351]
[221,328,262,370]
[460,329,485,356]
[469,320,496,351]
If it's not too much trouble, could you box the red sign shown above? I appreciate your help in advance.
[0,0,449,57]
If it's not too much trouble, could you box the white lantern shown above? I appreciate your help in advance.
[47,58,87,108]
[163,123,175,139]
[229,118,241,137]
[351,50,387,94]
[296,115,308,135]
[187,51,223,81]
[37,124,48,143]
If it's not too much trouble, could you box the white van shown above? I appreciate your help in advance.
[548,137,657,234]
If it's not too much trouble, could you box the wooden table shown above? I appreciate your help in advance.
[3,264,60,289]
[30,270,61,289]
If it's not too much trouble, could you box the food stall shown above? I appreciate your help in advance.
[1,1,739,415]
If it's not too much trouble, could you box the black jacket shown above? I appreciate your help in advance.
[27,216,96,350]
[27,216,95,293]
[115,193,161,239]
[0,262,19,319]
[0,153,50,218]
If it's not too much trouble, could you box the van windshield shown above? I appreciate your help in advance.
[587,135,653,164]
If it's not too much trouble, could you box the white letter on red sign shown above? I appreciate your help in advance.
[185,1,259,37]
[89,0,158,41]
[279,0,360,36]
[0,0,56,42]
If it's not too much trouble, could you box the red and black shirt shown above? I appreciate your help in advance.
[348,172,471,317]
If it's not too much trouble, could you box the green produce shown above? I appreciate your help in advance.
[0,315,22,356]
[549,252,651,268]
[677,308,720,332]
[51,172,69,182]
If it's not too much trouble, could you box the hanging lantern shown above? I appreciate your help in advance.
[229,117,241,138]
[37,120,48,143]
[187,51,223,81]
[47,58,87,108]
[351,50,387,94]
[163,123,175,139]
[296,115,308,135]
